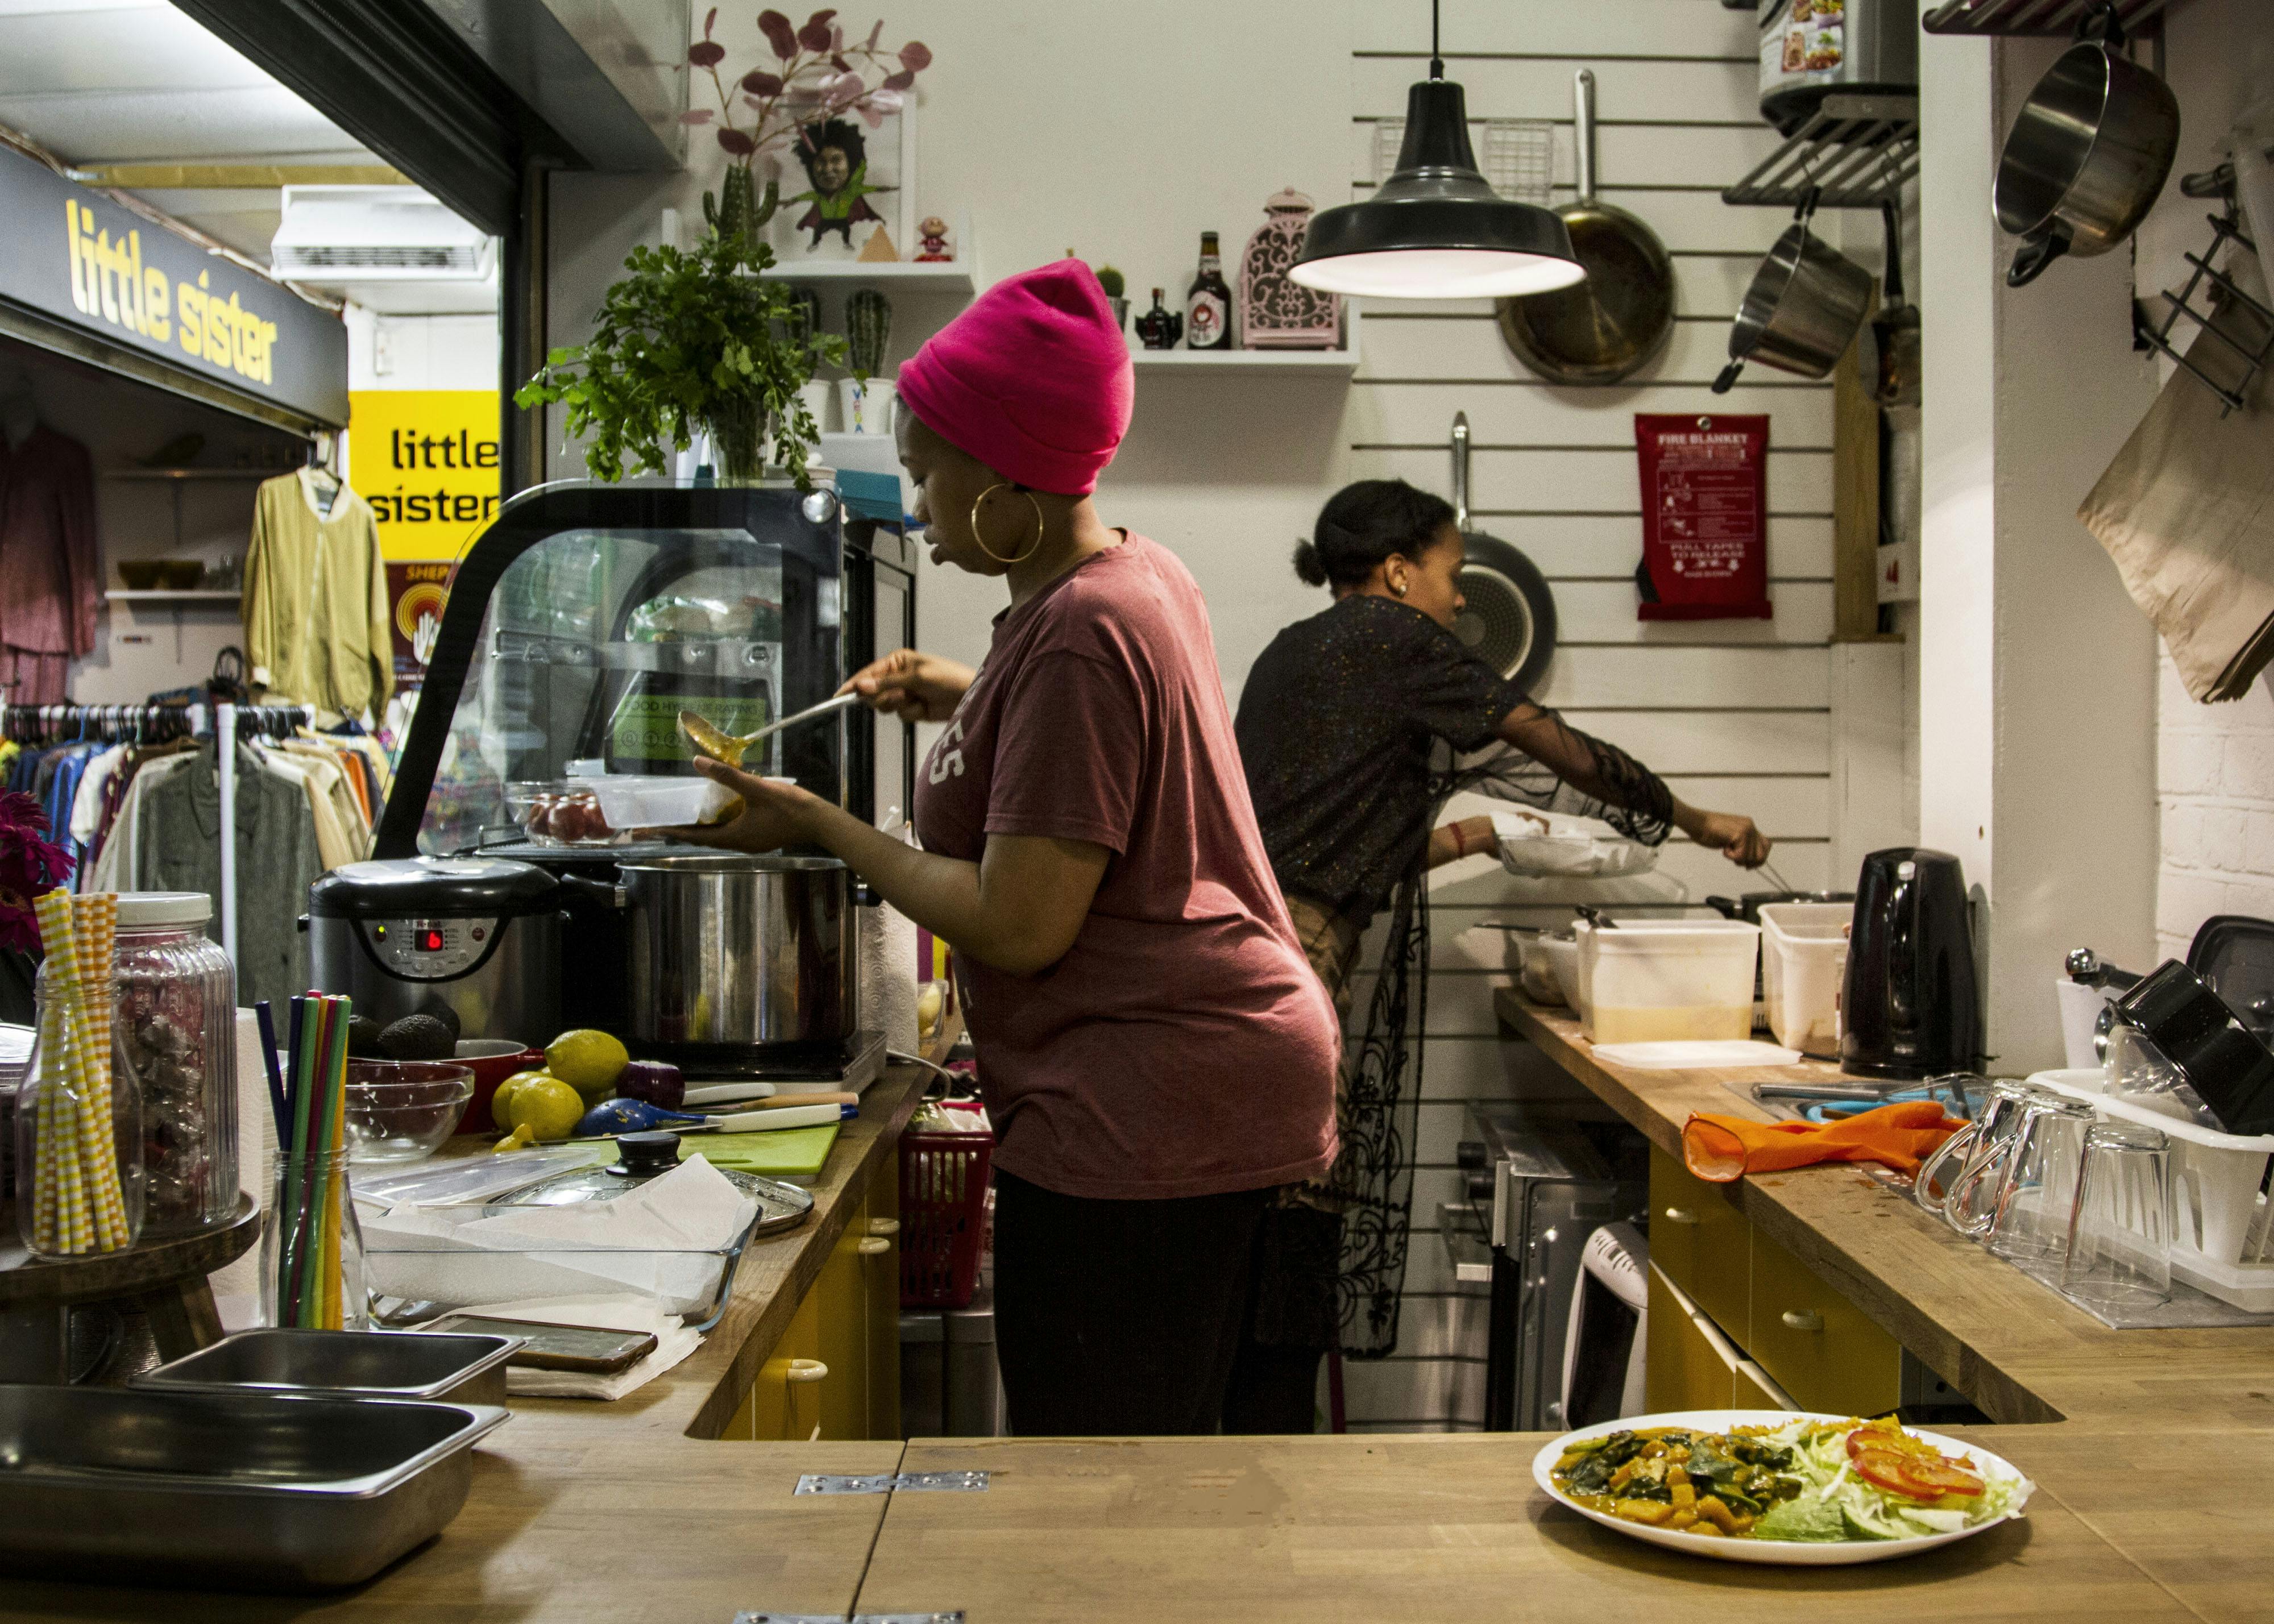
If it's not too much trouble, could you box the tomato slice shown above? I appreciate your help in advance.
[1845,1424,1900,1461]
[1896,1456,1985,1498]
[1852,1449,1935,1500]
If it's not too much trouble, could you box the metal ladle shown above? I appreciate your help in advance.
[678,691,864,768]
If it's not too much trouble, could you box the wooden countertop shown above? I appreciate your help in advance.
[4,1018,2268,1622]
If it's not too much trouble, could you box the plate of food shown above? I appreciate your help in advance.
[1534,1410,2034,1565]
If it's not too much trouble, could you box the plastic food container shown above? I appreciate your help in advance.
[505,782,624,847]
[582,774,741,833]
[1760,902,1852,1054]
[1575,919,1761,1045]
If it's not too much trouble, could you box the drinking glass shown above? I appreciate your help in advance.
[259,1150,367,1330]
[2061,1120,2173,1314]
[1929,1079,2052,1228]
[1984,1095,2096,1264]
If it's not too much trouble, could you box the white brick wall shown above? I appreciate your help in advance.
[2157,656,2274,960]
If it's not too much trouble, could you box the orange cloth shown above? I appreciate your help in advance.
[1682,1100,1964,1184]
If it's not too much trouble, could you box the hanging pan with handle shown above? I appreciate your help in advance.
[1712,187,1875,393]
[1495,68,1676,386]
[1449,412,1557,692]
[1994,0,2179,289]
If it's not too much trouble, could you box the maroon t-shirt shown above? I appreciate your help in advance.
[914,534,1339,1201]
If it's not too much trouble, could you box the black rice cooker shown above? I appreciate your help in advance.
[307,856,563,1044]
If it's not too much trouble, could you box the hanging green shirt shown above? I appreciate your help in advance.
[243,469,395,720]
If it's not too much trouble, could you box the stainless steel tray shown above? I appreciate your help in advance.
[132,1328,524,1406]
[0,1385,509,1591]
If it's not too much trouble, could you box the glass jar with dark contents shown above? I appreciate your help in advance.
[114,892,238,1234]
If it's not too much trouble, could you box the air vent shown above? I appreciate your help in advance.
[270,186,494,283]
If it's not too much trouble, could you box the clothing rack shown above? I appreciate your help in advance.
[3,699,314,967]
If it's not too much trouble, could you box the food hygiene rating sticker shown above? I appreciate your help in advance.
[348,389,502,561]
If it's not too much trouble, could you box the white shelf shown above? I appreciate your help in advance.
[105,589,241,603]
[1130,346,1358,372]
[771,260,975,291]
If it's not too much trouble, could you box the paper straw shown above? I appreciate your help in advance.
[33,892,89,1254]
[317,995,351,1327]
[69,894,127,1251]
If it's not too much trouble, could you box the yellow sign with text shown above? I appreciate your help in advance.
[348,389,502,561]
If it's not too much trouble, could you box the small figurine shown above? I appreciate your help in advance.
[914,215,955,263]
[1134,288,1182,351]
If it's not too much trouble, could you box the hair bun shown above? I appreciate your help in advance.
[1291,539,1329,587]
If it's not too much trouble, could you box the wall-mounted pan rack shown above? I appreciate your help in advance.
[1922,0,2173,35]
[1721,94,1918,209]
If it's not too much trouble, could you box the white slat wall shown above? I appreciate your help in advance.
[1335,1,1824,1434]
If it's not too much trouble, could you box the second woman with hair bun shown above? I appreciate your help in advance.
[1225,477,1771,1433]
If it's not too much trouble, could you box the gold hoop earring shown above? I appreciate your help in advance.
[970,483,1045,564]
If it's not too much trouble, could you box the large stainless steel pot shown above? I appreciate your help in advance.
[1994,6,2179,288]
[1713,189,1874,392]
[619,854,858,1051]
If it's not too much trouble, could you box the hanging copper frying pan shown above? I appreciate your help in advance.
[1495,68,1676,386]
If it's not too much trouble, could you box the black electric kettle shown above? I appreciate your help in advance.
[1841,848,1982,1080]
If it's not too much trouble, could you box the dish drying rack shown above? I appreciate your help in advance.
[2132,201,2274,417]
[2033,1069,2274,1313]
[1721,94,1918,210]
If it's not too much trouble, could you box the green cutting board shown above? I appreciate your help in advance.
[681,1123,841,1178]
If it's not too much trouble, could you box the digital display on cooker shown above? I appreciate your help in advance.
[414,928,447,953]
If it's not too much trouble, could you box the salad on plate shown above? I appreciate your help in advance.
[1549,1415,2030,1544]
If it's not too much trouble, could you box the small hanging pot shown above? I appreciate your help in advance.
[1861,197,1922,409]
[1994,1,2180,289]
[1713,188,1875,393]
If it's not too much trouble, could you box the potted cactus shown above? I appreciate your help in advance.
[841,289,894,433]
[1096,264,1129,333]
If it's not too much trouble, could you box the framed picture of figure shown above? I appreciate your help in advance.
[762,102,916,265]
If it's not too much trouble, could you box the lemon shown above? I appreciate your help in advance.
[545,1029,629,1101]
[489,1068,551,1129]
[500,1075,586,1142]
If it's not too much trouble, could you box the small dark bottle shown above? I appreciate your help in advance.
[1135,288,1183,351]
[1185,231,1232,350]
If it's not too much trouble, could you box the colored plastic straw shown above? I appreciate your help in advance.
[254,1000,288,1143]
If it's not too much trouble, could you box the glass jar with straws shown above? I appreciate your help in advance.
[14,892,144,1259]
[254,992,366,1329]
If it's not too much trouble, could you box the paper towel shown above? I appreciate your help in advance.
[861,895,920,1054]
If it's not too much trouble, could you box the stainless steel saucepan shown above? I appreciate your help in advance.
[618,853,858,1052]
[1712,188,1875,393]
[1994,2,2180,288]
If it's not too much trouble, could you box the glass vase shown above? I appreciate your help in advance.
[13,1017,143,1259]
[259,1150,367,1330]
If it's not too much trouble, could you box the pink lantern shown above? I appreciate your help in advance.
[1239,188,1342,350]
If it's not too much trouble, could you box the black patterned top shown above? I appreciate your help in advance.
[1236,594,1673,929]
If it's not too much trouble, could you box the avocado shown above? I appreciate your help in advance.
[417,1001,462,1041]
[347,1014,389,1059]
[378,1012,457,1061]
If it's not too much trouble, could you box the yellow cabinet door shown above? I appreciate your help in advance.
[863,1156,903,1442]
[1746,1224,1900,1416]
[732,1284,825,1441]
[814,1199,873,1442]
[1644,1264,1737,1413]
[1649,1146,1750,1334]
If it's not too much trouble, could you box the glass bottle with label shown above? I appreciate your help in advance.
[1185,232,1233,350]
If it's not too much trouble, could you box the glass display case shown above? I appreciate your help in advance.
[376,481,846,860]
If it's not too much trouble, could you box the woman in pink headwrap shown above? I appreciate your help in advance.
[672,259,1339,1436]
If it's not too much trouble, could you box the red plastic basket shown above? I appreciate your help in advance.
[898,1118,994,1309]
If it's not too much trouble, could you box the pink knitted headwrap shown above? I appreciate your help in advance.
[895,259,1134,496]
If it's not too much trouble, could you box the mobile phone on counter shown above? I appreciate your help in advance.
[423,1313,658,1374]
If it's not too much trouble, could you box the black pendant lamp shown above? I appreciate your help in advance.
[1292,3,1585,300]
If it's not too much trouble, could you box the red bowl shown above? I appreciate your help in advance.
[454,1040,546,1135]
